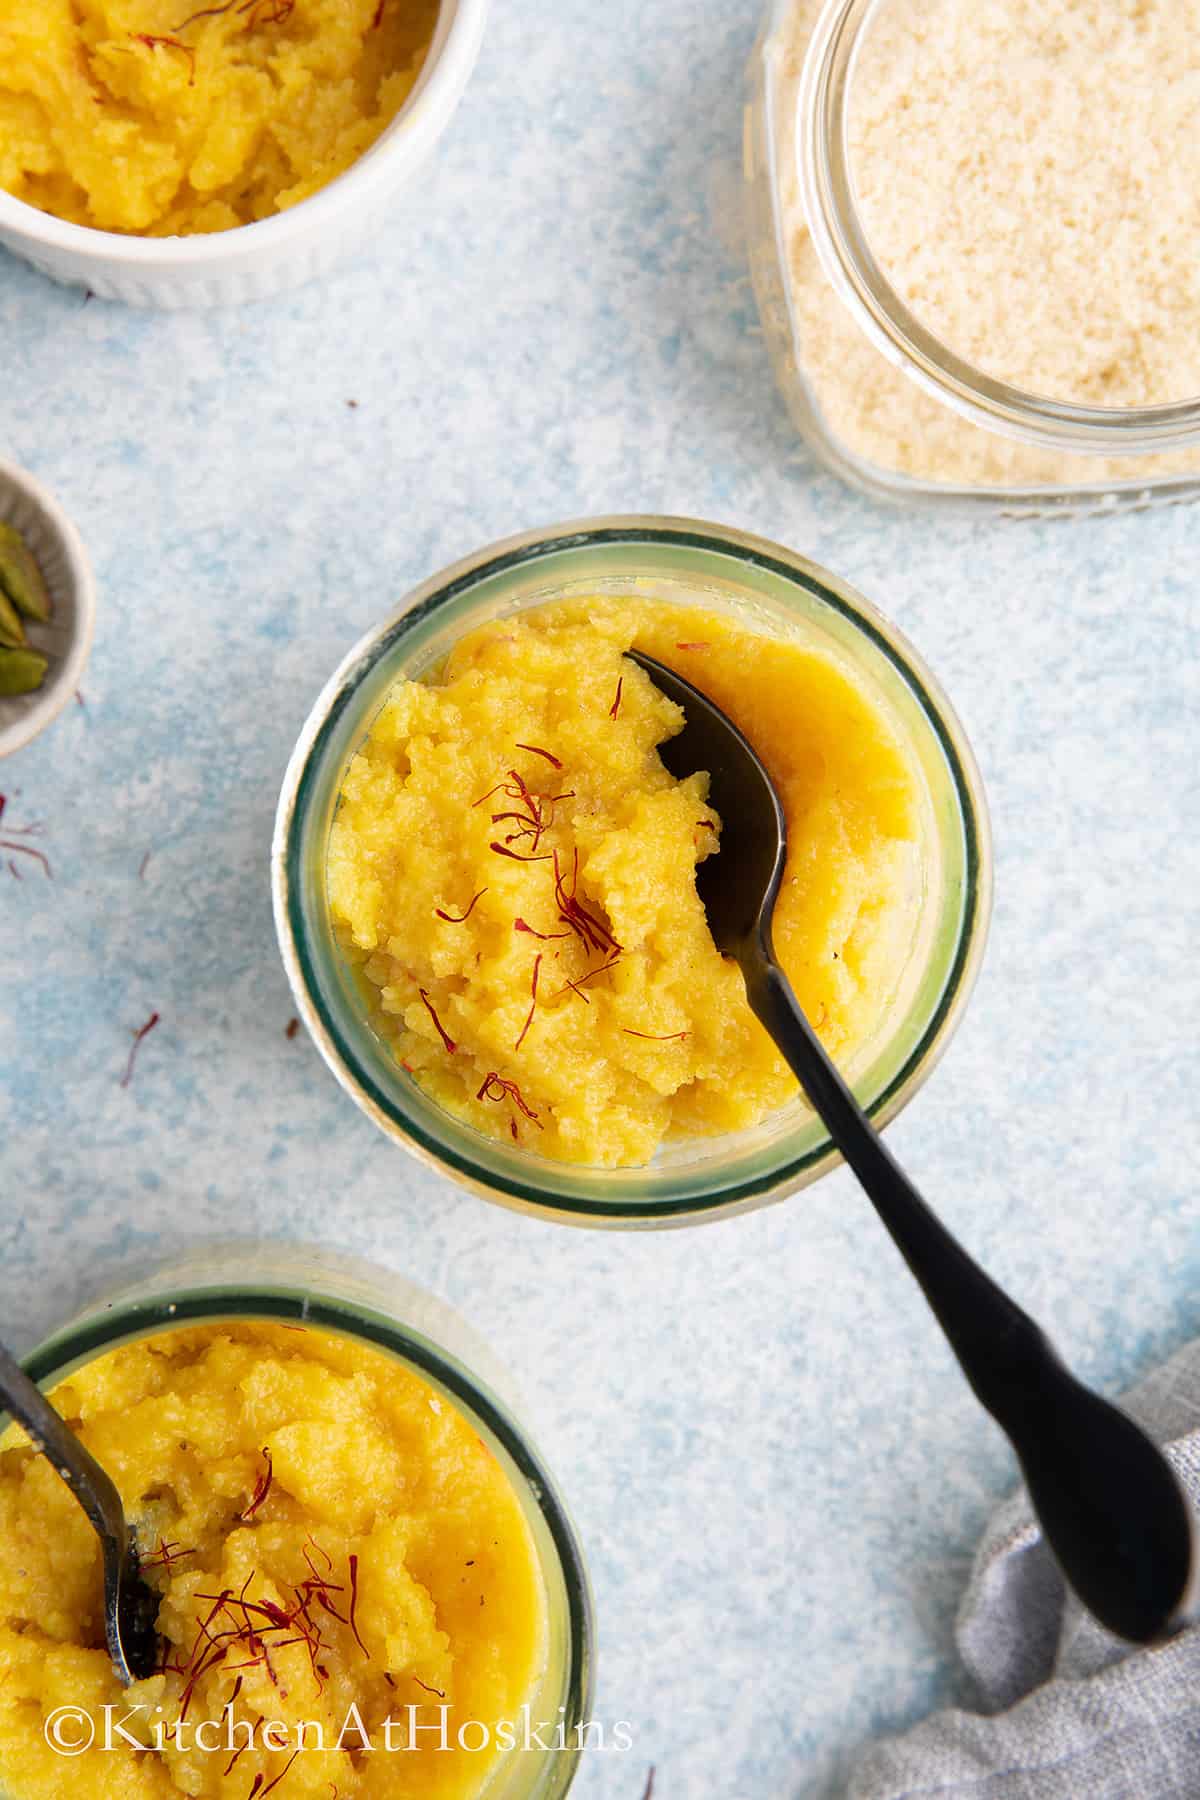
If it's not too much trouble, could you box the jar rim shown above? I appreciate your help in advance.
[273,515,992,1226]
[796,0,1200,455]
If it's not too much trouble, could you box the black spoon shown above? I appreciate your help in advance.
[0,1340,159,1682]
[630,649,1198,1644]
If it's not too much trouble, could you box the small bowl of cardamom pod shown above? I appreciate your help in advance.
[0,459,95,759]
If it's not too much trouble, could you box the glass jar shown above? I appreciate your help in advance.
[746,0,1200,514]
[11,1245,593,1800]
[274,516,991,1226]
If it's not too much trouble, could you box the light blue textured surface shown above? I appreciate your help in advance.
[1,3,1198,1796]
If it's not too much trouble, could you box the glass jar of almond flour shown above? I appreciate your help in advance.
[745,0,1200,514]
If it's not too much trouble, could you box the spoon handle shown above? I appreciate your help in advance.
[744,954,1197,1644]
[0,1341,130,1549]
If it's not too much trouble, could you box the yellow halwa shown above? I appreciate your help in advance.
[328,596,928,1166]
[0,0,440,234]
[0,1322,546,1798]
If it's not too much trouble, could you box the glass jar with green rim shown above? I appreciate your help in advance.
[7,1245,593,1800]
[746,0,1200,514]
[274,517,991,1226]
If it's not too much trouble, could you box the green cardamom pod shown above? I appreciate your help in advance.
[0,523,52,623]
[0,648,48,696]
[0,587,26,650]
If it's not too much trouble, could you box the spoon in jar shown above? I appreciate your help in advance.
[0,1339,159,1682]
[629,649,1198,1645]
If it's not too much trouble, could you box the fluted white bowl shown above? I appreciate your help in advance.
[0,0,487,309]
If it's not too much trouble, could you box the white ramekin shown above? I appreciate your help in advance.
[0,0,488,309]
[0,458,96,760]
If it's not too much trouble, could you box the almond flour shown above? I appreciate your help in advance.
[773,0,1200,490]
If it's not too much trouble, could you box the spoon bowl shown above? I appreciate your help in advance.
[630,649,787,954]
[631,647,1198,1645]
[0,1340,159,1683]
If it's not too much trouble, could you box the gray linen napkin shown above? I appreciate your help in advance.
[848,1339,1200,1799]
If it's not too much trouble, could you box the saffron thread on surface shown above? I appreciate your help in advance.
[185,1547,362,1711]
[256,1747,301,1798]
[175,0,236,23]
[305,1535,333,1572]
[418,989,457,1054]
[471,781,509,809]
[641,1769,656,1800]
[514,742,563,769]
[477,1072,543,1129]
[490,769,572,855]
[553,848,621,955]
[120,1012,160,1088]
[166,1584,236,1719]
[608,676,623,719]
[413,1676,445,1698]
[514,917,570,940]
[489,840,551,864]
[475,769,573,862]
[675,641,710,650]
[285,1017,300,1039]
[554,953,621,1004]
[223,1741,250,1778]
[490,768,538,825]
[244,0,295,22]
[130,32,196,80]
[435,888,487,923]
[347,1554,369,1657]
[176,0,293,29]
[0,794,52,879]
[309,1582,347,1626]
[140,1538,196,1572]
[624,1029,688,1042]
[239,1447,274,1521]
[3,842,50,878]
[513,954,541,1052]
